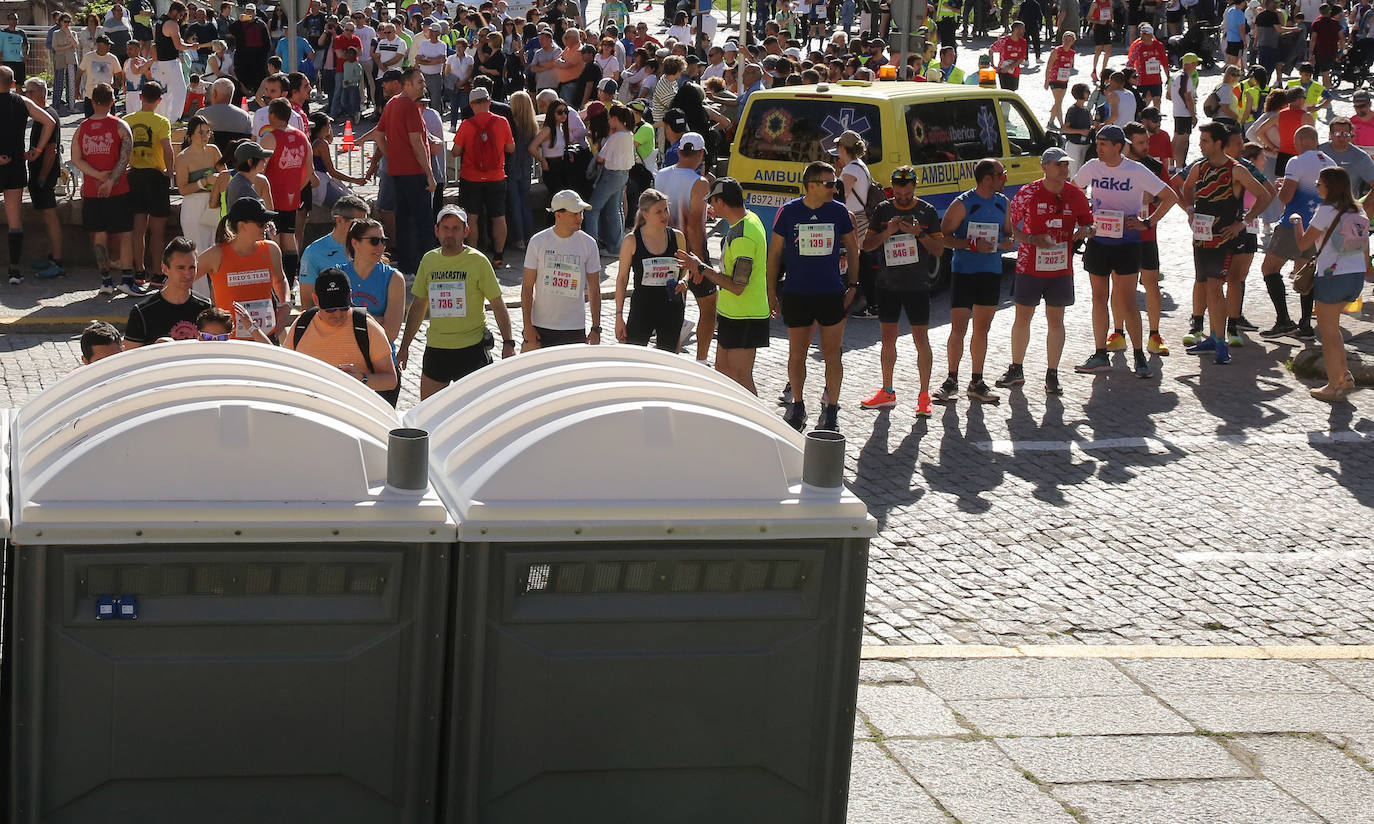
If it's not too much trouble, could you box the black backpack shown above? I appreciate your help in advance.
[291,306,374,373]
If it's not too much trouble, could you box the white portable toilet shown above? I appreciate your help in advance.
[408,347,877,824]
[7,343,454,824]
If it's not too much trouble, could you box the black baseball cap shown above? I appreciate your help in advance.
[663,108,688,133]
[314,267,353,310]
[705,176,743,205]
[226,196,278,226]
[381,68,404,84]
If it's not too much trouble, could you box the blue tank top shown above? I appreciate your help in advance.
[950,189,1008,274]
[343,259,394,322]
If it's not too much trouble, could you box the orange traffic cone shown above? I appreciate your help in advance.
[341,120,355,152]
[241,96,249,109]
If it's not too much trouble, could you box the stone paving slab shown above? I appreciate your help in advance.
[1163,693,1374,734]
[856,684,968,738]
[1052,779,1326,824]
[909,658,1141,700]
[885,739,1080,824]
[1233,735,1374,824]
[946,695,1194,737]
[1316,661,1374,699]
[1119,659,1358,696]
[847,742,953,824]
[996,734,1252,784]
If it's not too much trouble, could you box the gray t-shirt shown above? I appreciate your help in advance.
[530,46,562,90]
[1319,142,1374,196]
[199,102,253,136]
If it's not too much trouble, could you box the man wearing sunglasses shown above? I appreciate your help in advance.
[1350,91,1374,153]
[767,160,860,433]
[858,165,948,417]
[1319,117,1374,197]
[125,236,214,347]
[284,267,398,392]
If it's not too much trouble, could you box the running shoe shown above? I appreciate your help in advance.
[1074,353,1110,373]
[816,403,840,431]
[1260,320,1298,339]
[1133,356,1152,379]
[98,278,116,296]
[777,382,793,406]
[847,297,869,318]
[678,319,695,349]
[1234,315,1259,331]
[1181,328,1203,346]
[1294,324,1316,341]
[860,388,897,409]
[966,380,1000,403]
[1147,333,1170,356]
[1104,331,1127,351]
[1214,337,1231,365]
[118,278,149,297]
[783,401,807,431]
[1185,337,1217,354]
[914,392,933,418]
[932,377,959,403]
[1045,372,1064,395]
[34,260,65,279]
[7,269,20,285]
[994,364,1025,387]
[1227,331,1246,348]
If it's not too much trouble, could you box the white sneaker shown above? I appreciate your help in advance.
[98,279,116,295]
[678,319,695,350]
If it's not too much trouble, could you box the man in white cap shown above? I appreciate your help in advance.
[522,189,603,349]
[414,22,448,112]
[1126,23,1169,108]
[400,205,515,399]
[655,131,713,362]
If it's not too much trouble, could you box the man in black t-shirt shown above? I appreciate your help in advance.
[124,237,213,346]
[857,165,947,418]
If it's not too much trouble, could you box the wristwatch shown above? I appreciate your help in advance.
[1141,217,1153,230]
[502,338,515,346]
[590,325,602,333]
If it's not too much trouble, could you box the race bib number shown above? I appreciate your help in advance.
[797,222,835,256]
[428,280,466,318]
[1094,209,1124,239]
[641,256,677,287]
[1000,59,1016,72]
[884,234,920,267]
[542,257,582,296]
[240,298,276,337]
[1191,213,1215,241]
[968,221,1000,244]
[1035,242,1068,271]
[1057,67,1072,82]
[1145,58,1162,76]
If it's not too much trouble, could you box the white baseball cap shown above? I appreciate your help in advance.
[436,205,468,224]
[549,189,592,212]
[679,131,706,152]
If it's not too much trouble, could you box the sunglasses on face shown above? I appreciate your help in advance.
[808,179,838,188]
[322,305,352,313]
[359,235,387,246]
[199,331,231,341]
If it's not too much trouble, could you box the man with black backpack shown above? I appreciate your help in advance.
[452,86,515,269]
[284,267,398,397]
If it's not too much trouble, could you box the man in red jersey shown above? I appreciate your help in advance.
[70,82,139,296]
[260,97,314,293]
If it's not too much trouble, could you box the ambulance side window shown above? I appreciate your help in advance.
[1001,100,1043,157]
[905,99,1003,165]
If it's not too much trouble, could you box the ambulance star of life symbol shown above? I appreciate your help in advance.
[820,108,874,154]
[978,106,999,151]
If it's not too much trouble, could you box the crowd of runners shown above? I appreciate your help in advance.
[17,0,1374,424]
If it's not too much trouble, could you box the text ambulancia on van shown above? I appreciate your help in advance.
[729,81,1057,232]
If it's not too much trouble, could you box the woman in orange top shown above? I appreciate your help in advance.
[197,197,289,340]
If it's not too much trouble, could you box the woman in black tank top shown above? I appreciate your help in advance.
[615,188,689,351]
[154,15,179,62]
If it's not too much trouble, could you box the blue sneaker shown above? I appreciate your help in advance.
[1133,357,1152,379]
[1074,352,1110,373]
[1185,337,1217,355]
[1214,337,1231,365]
[34,260,65,279]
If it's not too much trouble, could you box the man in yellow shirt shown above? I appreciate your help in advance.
[399,206,515,400]
[124,80,174,283]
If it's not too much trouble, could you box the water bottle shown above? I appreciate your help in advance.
[666,275,680,301]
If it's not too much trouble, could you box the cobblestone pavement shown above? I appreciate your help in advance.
[848,655,1374,824]
[4,10,1374,650]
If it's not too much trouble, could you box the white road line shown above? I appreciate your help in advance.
[973,429,1374,455]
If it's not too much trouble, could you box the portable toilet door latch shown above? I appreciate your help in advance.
[95,594,140,621]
